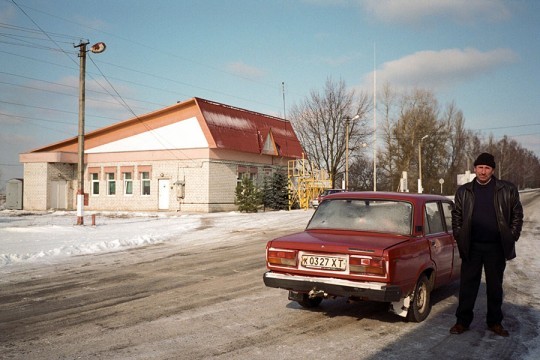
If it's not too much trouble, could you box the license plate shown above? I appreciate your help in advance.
[301,255,347,271]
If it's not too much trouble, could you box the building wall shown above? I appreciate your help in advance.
[23,163,49,210]
[83,159,201,212]
[23,157,286,213]
[207,161,239,212]
[50,162,77,210]
[80,159,272,213]
[23,163,77,211]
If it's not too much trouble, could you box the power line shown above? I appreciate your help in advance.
[0,76,163,110]
[4,1,292,111]
[473,123,540,132]
[0,21,81,41]
[0,99,119,121]
[9,0,82,66]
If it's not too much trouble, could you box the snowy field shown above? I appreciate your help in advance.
[1,191,538,273]
[1,190,539,359]
[0,208,315,272]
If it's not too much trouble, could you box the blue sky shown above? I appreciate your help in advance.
[1,0,539,189]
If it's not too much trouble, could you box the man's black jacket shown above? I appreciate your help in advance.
[452,176,524,261]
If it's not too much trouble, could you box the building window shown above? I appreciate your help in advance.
[141,171,150,195]
[123,172,133,195]
[91,173,99,195]
[237,166,258,185]
[107,173,116,195]
[237,171,247,185]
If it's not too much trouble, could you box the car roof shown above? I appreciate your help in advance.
[325,191,451,203]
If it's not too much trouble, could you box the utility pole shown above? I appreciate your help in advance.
[74,40,106,225]
[75,41,89,225]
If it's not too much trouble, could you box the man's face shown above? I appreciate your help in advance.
[474,165,495,184]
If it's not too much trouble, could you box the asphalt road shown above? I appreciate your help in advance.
[1,192,539,359]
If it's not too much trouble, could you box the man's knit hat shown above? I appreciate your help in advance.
[473,152,496,168]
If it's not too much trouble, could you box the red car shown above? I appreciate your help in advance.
[263,191,460,322]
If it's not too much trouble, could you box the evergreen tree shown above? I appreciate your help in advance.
[262,176,273,210]
[271,172,289,210]
[235,176,262,212]
[261,172,289,210]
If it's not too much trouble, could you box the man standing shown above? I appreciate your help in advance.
[450,152,523,337]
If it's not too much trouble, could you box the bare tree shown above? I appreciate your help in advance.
[291,80,540,193]
[441,101,468,190]
[378,88,453,193]
[289,78,371,188]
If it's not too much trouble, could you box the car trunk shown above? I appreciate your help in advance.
[268,230,410,257]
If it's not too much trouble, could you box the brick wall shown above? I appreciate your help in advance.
[23,163,48,210]
[23,159,285,213]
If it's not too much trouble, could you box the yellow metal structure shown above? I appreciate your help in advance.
[288,158,332,210]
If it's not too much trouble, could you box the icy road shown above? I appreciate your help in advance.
[1,190,539,359]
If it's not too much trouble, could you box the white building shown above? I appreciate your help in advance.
[20,98,304,212]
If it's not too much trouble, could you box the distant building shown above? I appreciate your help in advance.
[5,178,23,210]
[20,98,304,212]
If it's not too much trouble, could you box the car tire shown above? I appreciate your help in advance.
[406,274,432,322]
[297,294,323,308]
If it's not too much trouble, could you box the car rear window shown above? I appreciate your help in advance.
[307,199,412,235]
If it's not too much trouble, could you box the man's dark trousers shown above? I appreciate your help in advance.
[456,242,506,327]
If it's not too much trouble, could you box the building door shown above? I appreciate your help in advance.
[158,179,170,210]
[49,180,67,209]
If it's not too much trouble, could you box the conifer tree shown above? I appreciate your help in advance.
[235,177,262,212]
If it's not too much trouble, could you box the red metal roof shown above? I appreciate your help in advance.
[24,97,304,159]
[195,98,303,158]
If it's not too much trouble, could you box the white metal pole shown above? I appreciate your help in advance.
[418,135,428,193]
[373,42,377,191]
[345,117,349,190]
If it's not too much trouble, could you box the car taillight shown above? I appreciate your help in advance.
[267,248,297,267]
[349,255,385,276]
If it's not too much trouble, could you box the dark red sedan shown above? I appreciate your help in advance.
[263,191,460,322]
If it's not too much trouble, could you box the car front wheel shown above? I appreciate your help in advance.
[407,274,432,322]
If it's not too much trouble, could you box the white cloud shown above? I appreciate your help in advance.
[360,0,511,24]
[303,0,512,25]
[73,16,110,32]
[0,4,16,23]
[362,47,518,91]
[226,61,266,80]
[321,54,357,67]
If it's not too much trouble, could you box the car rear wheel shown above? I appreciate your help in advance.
[297,294,323,308]
[407,274,432,322]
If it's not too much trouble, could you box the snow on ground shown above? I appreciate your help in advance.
[0,190,539,357]
[0,209,314,273]
[1,190,537,273]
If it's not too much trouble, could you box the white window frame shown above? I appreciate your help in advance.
[141,171,151,196]
[107,173,116,196]
[91,173,99,195]
[123,172,133,195]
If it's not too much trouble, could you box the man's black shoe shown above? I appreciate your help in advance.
[488,324,509,337]
[449,323,469,334]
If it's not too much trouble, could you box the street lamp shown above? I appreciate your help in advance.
[345,114,361,190]
[418,134,429,193]
[75,40,106,225]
